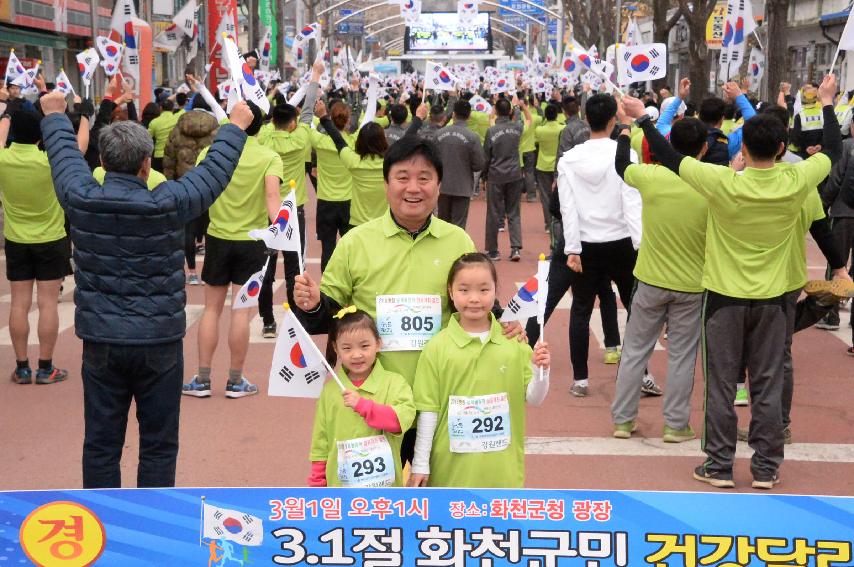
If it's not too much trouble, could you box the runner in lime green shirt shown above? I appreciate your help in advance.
[532,105,565,226]
[189,108,287,400]
[308,309,415,488]
[0,143,66,244]
[318,104,388,227]
[309,360,415,487]
[625,77,842,488]
[409,254,550,488]
[197,136,284,241]
[611,118,709,438]
[147,103,181,161]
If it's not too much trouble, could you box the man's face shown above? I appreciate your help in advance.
[385,154,440,227]
[8,84,21,99]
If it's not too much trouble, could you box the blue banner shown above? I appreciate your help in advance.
[1,488,852,566]
[497,0,546,33]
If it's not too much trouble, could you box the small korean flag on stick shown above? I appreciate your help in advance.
[424,61,458,93]
[248,183,304,273]
[501,253,550,324]
[232,263,267,309]
[54,69,75,95]
[268,305,345,397]
[96,36,124,76]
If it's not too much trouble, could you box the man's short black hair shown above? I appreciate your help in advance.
[669,118,708,157]
[9,110,41,144]
[244,101,264,136]
[544,103,559,121]
[383,135,443,182]
[742,114,788,160]
[453,100,471,120]
[430,104,445,121]
[272,103,298,129]
[760,105,790,132]
[495,98,512,117]
[585,94,617,132]
[389,104,407,125]
[699,97,726,125]
[175,92,188,107]
[562,95,579,116]
[192,93,211,112]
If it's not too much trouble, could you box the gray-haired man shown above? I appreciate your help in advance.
[38,90,254,488]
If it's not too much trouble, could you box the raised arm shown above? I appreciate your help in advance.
[187,74,227,123]
[622,95,685,174]
[818,74,842,163]
[299,61,324,125]
[723,81,756,158]
[39,92,102,208]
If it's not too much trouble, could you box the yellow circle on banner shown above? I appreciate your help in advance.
[19,501,106,567]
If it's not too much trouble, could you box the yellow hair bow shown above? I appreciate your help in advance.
[334,305,358,319]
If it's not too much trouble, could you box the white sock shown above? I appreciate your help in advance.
[575,379,589,387]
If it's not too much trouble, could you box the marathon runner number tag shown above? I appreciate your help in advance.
[375,294,442,351]
[336,435,395,487]
[447,393,511,453]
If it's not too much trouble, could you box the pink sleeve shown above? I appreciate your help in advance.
[354,398,402,433]
[307,461,327,487]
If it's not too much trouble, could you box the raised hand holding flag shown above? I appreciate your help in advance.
[96,36,124,76]
[4,49,25,85]
[248,184,304,272]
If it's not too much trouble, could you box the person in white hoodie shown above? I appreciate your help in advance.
[557,94,643,398]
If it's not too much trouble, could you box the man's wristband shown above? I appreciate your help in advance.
[635,114,651,128]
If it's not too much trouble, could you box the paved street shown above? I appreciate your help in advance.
[2,194,853,495]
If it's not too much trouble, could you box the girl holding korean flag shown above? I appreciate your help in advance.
[408,253,550,488]
[308,307,416,487]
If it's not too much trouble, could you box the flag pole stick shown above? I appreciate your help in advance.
[199,495,205,546]
[752,30,764,51]
[829,47,841,76]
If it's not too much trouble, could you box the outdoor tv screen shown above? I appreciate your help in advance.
[405,12,491,52]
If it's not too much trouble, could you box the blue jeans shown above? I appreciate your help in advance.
[82,340,183,488]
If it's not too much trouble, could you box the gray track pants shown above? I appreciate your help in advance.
[701,291,787,478]
[611,281,702,429]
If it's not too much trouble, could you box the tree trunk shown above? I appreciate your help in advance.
[678,0,717,105]
[652,1,682,92]
[764,0,789,101]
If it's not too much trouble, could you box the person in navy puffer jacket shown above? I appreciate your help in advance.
[38,90,255,489]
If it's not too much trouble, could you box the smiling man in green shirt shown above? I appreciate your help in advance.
[293,133,526,466]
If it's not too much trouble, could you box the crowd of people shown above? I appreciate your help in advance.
[1,55,853,492]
